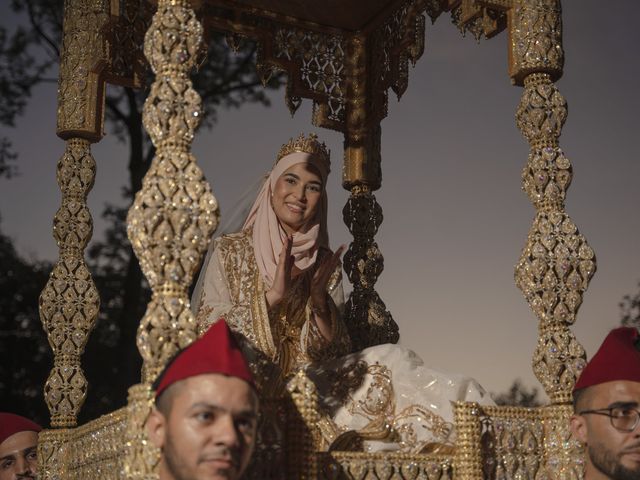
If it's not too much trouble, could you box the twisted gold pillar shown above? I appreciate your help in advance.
[39,138,100,427]
[342,184,398,351]
[38,0,113,429]
[510,0,595,404]
[341,34,398,351]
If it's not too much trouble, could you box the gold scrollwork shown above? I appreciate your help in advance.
[39,138,100,427]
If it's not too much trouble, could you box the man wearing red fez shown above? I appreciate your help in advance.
[0,413,41,480]
[571,327,640,480]
[146,319,259,480]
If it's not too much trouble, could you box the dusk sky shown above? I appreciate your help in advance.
[1,1,638,400]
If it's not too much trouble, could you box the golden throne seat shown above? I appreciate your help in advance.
[36,380,584,479]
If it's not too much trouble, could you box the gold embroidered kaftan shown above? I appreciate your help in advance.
[194,231,494,458]
[194,230,350,394]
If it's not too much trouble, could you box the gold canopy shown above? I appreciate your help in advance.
[37,0,591,478]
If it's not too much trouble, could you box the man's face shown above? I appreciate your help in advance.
[0,431,38,480]
[148,374,259,480]
[571,381,640,480]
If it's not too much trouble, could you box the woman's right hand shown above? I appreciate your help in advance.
[265,236,293,308]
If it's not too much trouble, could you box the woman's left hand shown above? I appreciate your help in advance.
[310,245,346,309]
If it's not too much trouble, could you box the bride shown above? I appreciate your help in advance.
[192,133,493,457]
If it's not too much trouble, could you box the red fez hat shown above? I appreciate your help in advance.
[574,327,640,392]
[155,319,254,398]
[0,413,42,445]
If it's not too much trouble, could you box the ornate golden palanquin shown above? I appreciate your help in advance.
[37,0,593,478]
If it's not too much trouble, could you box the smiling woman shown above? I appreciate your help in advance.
[191,134,494,476]
[193,133,349,389]
[271,164,323,236]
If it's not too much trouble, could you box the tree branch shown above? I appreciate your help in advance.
[200,45,258,103]
[213,80,267,97]
[25,0,60,59]
[105,96,129,124]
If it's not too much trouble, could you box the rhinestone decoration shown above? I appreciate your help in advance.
[127,0,219,383]
[514,73,594,403]
[39,138,100,427]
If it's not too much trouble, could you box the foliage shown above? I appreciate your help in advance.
[0,0,60,178]
[493,379,542,408]
[0,219,52,425]
[620,281,640,330]
[0,0,283,422]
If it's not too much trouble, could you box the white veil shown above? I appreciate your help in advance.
[190,174,268,312]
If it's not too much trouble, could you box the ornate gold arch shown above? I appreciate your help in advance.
[37,0,593,479]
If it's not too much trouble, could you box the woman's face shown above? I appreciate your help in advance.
[271,162,323,235]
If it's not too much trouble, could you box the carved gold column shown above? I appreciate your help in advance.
[342,34,398,351]
[510,0,595,404]
[39,140,100,428]
[124,1,218,476]
[38,0,111,428]
[127,0,219,383]
[123,384,158,479]
[453,402,483,480]
[287,371,321,479]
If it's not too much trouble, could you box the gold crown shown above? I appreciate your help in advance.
[276,133,330,165]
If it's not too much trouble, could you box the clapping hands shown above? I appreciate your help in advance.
[265,237,345,309]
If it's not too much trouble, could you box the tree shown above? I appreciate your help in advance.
[620,281,640,330]
[493,379,542,408]
[0,0,283,422]
[0,218,52,425]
